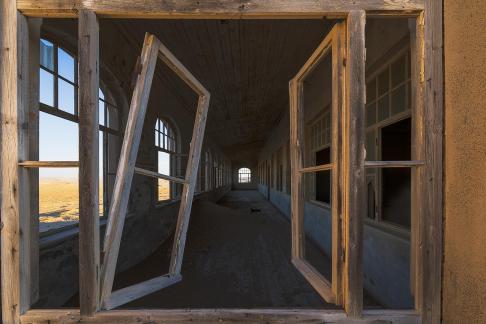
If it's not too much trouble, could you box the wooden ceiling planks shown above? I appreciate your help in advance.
[113,19,331,160]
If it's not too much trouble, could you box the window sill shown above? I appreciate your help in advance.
[364,218,410,241]
[308,199,331,211]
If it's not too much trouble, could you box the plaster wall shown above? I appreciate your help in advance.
[443,1,486,323]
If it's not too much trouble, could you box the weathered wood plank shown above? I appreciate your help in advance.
[364,161,424,168]
[292,258,335,304]
[169,93,210,275]
[19,161,79,168]
[421,0,443,322]
[289,80,305,260]
[78,9,100,316]
[331,21,345,306]
[0,1,32,320]
[134,167,188,184]
[104,274,182,310]
[100,33,160,308]
[343,10,366,318]
[26,17,42,306]
[16,0,424,18]
[20,308,420,324]
[408,13,425,311]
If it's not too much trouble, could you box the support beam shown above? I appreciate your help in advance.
[16,0,424,18]
[0,3,32,322]
[134,167,187,184]
[78,9,100,316]
[421,0,443,322]
[343,10,366,318]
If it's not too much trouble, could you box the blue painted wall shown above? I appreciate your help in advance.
[257,184,413,308]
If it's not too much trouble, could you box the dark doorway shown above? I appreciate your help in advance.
[381,117,411,228]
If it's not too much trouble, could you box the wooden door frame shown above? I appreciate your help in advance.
[1,1,442,323]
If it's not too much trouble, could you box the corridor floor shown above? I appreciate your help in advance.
[111,190,337,308]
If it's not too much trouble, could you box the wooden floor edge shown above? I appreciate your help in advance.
[20,308,420,323]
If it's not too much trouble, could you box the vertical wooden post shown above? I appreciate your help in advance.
[289,80,305,260]
[343,10,366,318]
[27,17,42,306]
[78,9,100,316]
[331,22,345,306]
[409,13,425,311]
[422,0,443,322]
[0,2,33,322]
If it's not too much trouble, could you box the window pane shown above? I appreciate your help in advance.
[99,100,105,126]
[58,79,75,114]
[391,84,407,115]
[378,69,389,96]
[40,69,54,106]
[40,112,78,162]
[158,151,171,200]
[58,47,75,83]
[391,55,406,88]
[378,95,390,122]
[99,131,104,216]
[39,169,79,232]
[40,39,54,71]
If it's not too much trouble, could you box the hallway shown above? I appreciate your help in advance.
[110,190,334,309]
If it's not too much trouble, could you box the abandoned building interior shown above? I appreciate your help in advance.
[10,1,486,323]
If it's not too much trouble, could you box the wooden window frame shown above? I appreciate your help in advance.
[1,1,442,323]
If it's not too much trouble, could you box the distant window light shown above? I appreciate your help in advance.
[155,118,176,153]
[238,168,251,183]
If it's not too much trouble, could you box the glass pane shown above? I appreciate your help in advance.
[40,69,54,106]
[366,103,377,127]
[366,79,376,103]
[155,130,159,147]
[58,79,75,114]
[99,131,104,216]
[158,151,171,200]
[99,100,105,126]
[378,95,390,122]
[39,112,78,162]
[58,47,75,83]
[39,169,79,232]
[391,84,407,115]
[40,39,54,71]
[378,69,389,96]
[391,55,406,88]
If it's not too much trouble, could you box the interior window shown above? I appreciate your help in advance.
[155,118,176,201]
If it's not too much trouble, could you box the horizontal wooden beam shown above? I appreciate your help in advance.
[298,164,333,173]
[134,167,187,184]
[17,0,424,18]
[18,161,79,168]
[364,160,424,168]
[19,308,420,323]
[292,258,334,304]
[103,274,182,310]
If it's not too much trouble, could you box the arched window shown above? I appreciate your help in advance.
[155,118,177,201]
[238,168,251,183]
[38,38,121,233]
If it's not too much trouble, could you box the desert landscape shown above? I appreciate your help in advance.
[39,177,171,232]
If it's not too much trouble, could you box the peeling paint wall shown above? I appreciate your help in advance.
[443,1,486,323]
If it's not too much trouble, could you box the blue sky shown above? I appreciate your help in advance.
[39,39,170,180]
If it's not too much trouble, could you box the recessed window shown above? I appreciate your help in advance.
[38,38,120,233]
[238,168,251,183]
[155,118,176,201]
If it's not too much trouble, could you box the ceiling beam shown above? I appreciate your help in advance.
[17,0,423,18]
